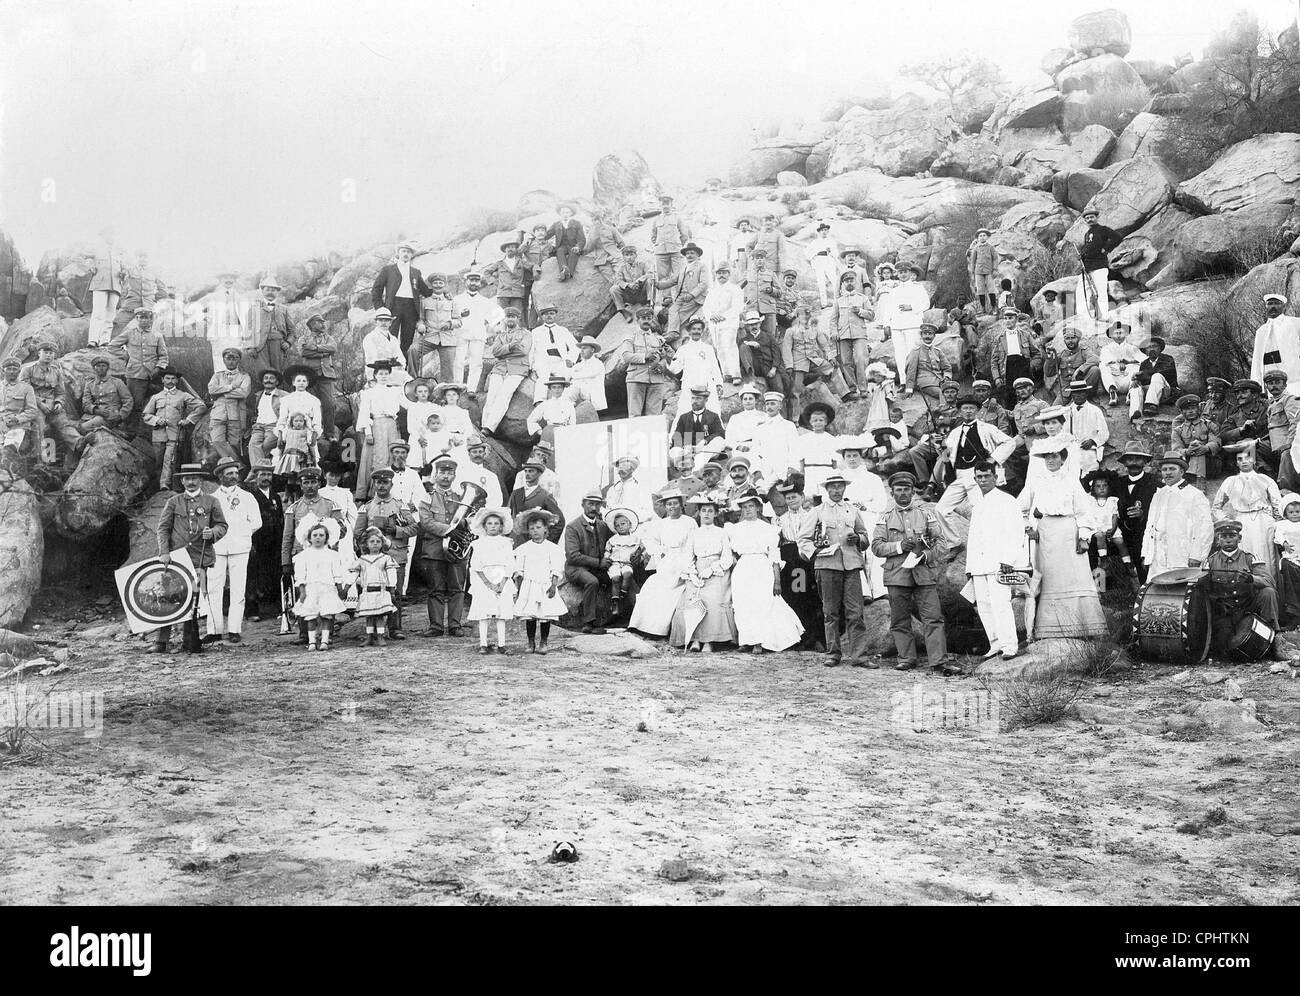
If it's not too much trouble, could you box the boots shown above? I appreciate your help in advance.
[388,605,406,640]
[319,621,332,651]
[296,618,310,646]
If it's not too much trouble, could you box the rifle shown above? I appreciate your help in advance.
[1068,238,1102,321]
[181,535,209,654]
[279,574,295,635]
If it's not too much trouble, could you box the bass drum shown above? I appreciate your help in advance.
[1132,569,1211,664]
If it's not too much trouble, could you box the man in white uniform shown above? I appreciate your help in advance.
[806,222,839,308]
[965,461,1028,661]
[1141,453,1215,575]
[453,269,502,395]
[362,309,408,383]
[206,458,263,645]
[752,390,800,485]
[1066,379,1110,476]
[883,261,930,386]
[528,305,578,402]
[1250,293,1300,389]
[703,262,745,383]
[602,455,654,525]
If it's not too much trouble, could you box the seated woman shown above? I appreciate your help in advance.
[628,487,696,637]
[1273,493,1300,629]
[1019,438,1109,639]
[668,495,737,652]
[724,490,804,654]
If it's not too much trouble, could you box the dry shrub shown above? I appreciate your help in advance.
[980,667,1086,730]
[1166,287,1248,384]
[927,193,1009,310]
[1230,228,1295,276]
[1021,244,1079,291]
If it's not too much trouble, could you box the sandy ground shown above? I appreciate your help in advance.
[3,602,1300,906]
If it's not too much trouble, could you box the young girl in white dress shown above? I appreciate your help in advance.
[293,522,350,651]
[352,527,398,646]
[403,380,439,465]
[276,412,312,475]
[435,384,475,437]
[467,507,516,654]
[513,508,567,654]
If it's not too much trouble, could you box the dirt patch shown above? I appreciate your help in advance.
[3,614,1300,905]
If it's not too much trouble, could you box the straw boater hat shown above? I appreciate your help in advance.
[822,472,849,488]
[434,381,468,399]
[603,505,641,533]
[1035,405,1068,423]
[470,505,513,536]
[176,461,213,480]
[404,377,434,402]
[1029,437,1070,457]
[834,435,864,453]
[577,336,601,351]
[517,508,557,531]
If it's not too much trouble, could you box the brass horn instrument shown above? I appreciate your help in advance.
[444,481,489,561]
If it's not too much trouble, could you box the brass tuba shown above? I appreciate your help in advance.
[444,481,489,561]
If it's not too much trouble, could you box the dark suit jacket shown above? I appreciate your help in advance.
[563,517,612,581]
[549,219,586,251]
[672,409,724,449]
[507,487,565,547]
[1135,353,1178,393]
[1114,472,1158,551]
[371,262,433,313]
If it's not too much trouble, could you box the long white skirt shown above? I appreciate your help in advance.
[731,552,803,651]
[629,569,685,637]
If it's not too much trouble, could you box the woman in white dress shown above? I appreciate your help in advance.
[669,496,737,651]
[796,401,840,503]
[1025,406,1081,487]
[1211,446,1282,582]
[629,489,697,637]
[1019,439,1109,639]
[725,492,804,653]
[403,379,439,466]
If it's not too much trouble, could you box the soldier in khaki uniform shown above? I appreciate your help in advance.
[77,353,133,436]
[20,341,83,464]
[871,471,952,673]
[206,348,251,462]
[623,306,671,418]
[108,305,169,427]
[141,370,205,489]
[299,314,339,439]
[0,355,39,466]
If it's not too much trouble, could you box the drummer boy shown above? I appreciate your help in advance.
[1203,519,1286,662]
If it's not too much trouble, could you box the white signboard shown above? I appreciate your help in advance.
[553,416,668,522]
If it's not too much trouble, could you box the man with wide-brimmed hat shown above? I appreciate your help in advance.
[141,368,205,489]
[108,305,169,421]
[549,203,586,281]
[1114,440,1158,582]
[357,466,419,639]
[206,347,252,461]
[807,221,839,308]
[1128,335,1177,419]
[526,374,578,439]
[882,260,929,382]
[1142,452,1214,575]
[563,489,613,633]
[371,241,432,354]
[837,245,873,302]
[246,369,287,468]
[77,352,133,437]
[736,306,781,393]
[299,313,340,439]
[485,237,529,317]
[666,241,710,335]
[871,471,951,672]
[245,275,295,374]
[507,455,565,548]
[1249,292,1300,388]
[150,463,228,654]
[609,244,654,323]
[205,457,262,645]
[932,393,1016,545]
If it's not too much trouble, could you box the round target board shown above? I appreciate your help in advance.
[120,559,198,629]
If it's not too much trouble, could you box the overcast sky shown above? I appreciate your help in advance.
[1,0,1295,286]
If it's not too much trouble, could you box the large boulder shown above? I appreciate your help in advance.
[988,229,1047,302]
[263,252,345,304]
[1112,112,1172,161]
[325,244,395,311]
[823,218,908,266]
[825,95,948,178]
[1225,257,1300,343]
[726,140,811,187]
[1041,47,1081,78]
[1052,164,1121,210]
[1070,156,1179,238]
[1056,53,1145,96]
[1168,59,1216,95]
[1067,9,1132,57]
[998,200,1077,245]
[1110,203,1199,287]
[517,190,559,218]
[0,474,42,628]
[1067,124,1118,169]
[1171,202,1300,277]
[0,227,32,321]
[1177,133,1300,214]
[989,85,1065,131]
[931,136,1003,183]
[1128,59,1176,90]
[592,150,657,208]
[52,432,155,539]
[125,491,175,569]
[0,306,76,363]
[809,170,1055,230]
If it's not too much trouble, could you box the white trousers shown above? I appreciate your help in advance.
[891,327,921,385]
[457,338,486,394]
[206,552,249,635]
[710,320,740,379]
[935,469,979,545]
[1100,368,1134,391]
[973,574,1018,655]
[483,372,524,431]
[810,255,838,306]
[1128,373,1171,416]
[1077,268,1109,321]
[89,290,120,346]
